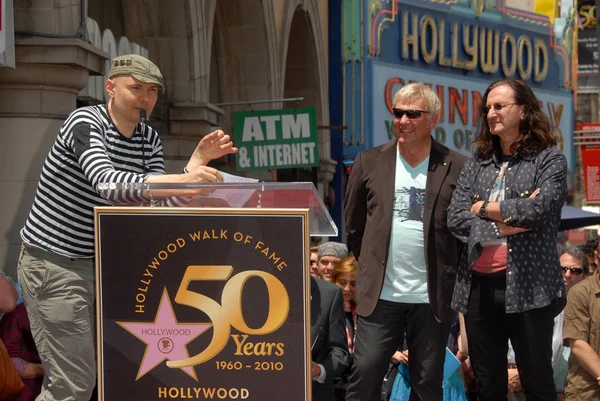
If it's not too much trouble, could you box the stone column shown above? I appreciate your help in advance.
[0,37,106,278]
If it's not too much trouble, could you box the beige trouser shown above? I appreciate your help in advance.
[17,244,96,401]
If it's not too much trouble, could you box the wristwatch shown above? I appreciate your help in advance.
[478,200,490,219]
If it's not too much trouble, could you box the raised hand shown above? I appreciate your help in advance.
[186,130,239,171]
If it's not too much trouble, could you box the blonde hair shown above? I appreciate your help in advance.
[332,256,357,284]
[392,82,441,116]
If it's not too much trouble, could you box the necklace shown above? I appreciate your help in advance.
[492,162,509,188]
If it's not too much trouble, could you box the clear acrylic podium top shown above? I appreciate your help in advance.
[97,181,338,237]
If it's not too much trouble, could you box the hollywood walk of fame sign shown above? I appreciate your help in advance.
[94,208,311,401]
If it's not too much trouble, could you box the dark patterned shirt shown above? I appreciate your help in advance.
[448,147,568,314]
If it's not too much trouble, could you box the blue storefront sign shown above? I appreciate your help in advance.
[371,63,572,162]
[341,0,575,170]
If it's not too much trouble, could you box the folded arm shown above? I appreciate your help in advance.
[499,150,567,229]
[471,189,540,236]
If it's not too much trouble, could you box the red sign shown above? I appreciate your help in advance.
[567,229,587,243]
[579,124,600,203]
[582,146,600,203]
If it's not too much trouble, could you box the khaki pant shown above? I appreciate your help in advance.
[17,244,96,401]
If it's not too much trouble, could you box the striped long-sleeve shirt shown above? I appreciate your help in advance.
[21,104,185,259]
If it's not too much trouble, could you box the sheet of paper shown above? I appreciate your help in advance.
[221,171,259,183]
[198,172,259,207]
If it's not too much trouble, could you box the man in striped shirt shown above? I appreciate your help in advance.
[16,54,237,401]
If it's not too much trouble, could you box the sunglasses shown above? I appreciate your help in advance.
[483,102,517,115]
[392,108,429,119]
[561,266,584,275]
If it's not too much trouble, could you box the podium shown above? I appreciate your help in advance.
[94,182,337,401]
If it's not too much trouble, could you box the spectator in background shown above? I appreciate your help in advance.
[332,256,358,349]
[561,246,590,293]
[0,302,44,401]
[581,238,598,273]
[310,245,320,278]
[332,256,358,401]
[0,273,18,313]
[310,276,350,401]
[562,240,600,401]
[317,242,348,281]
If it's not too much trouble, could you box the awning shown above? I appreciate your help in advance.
[559,205,600,231]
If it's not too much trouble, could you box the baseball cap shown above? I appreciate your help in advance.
[108,54,165,93]
[318,242,348,260]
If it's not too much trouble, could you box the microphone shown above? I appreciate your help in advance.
[139,110,147,173]
[311,327,322,351]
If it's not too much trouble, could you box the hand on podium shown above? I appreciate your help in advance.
[311,361,322,378]
[145,165,223,198]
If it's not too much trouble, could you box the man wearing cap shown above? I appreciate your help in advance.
[16,54,237,401]
[317,242,349,281]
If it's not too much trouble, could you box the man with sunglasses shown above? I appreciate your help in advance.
[561,247,590,293]
[344,83,468,401]
[563,242,600,400]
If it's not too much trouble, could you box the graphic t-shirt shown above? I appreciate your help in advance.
[473,159,509,274]
[380,151,429,304]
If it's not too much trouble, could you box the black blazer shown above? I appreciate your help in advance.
[310,277,349,401]
[344,138,468,323]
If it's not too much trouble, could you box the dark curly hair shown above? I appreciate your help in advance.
[581,238,600,258]
[473,78,556,160]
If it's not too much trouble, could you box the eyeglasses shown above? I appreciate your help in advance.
[561,266,584,275]
[483,103,517,115]
[392,108,429,119]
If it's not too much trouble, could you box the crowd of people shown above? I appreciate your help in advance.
[308,237,599,401]
[0,55,599,401]
[311,80,600,401]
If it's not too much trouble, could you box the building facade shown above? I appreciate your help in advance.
[0,0,334,278]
